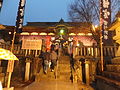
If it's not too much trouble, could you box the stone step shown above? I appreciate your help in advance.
[58,69,71,73]
[36,68,71,81]
[102,71,120,82]
[35,72,71,82]
[58,63,70,66]
[96,75,120,90]
[59,61,70,64]
[106,64,120,73]
[112,57,120,64]
[59,72,71,76]
[58,75,71,81]
[35,72,56,82]
[58,68,71,73]
[35,55,72,82]
[58,64,71,69]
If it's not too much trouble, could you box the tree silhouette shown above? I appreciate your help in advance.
[68,0,120,44]
[68,0,120,24]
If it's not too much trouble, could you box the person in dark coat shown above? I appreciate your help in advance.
[39,50,50,74]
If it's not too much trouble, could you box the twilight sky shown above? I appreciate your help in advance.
[0,0,73,26]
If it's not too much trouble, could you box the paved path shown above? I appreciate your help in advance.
[15,80,79,90]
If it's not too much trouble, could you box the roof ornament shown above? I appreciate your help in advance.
[59,18,64,23]
[116,11,120,18]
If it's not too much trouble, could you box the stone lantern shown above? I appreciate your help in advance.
[0,24,5,29]
[109,12,120,57]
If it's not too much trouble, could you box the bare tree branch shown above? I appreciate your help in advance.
[68,0,120,23]
[68,0,120,44]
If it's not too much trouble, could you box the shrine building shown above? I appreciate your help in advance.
[5,19,96,50]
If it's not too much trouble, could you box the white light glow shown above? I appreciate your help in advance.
[9,32,11,34]
[69,33,76,35]
[87,33,92,36]
[31,32,38,35]
[77,33,85,35]
[20,32,29,35]
[39,33,47,35]
[51,37,55,41]
[48,33,55,35]
[77,44,80,46]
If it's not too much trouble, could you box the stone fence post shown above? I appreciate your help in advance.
[72,56,83,83]
[85,60,90,85]
[25,58,31,82]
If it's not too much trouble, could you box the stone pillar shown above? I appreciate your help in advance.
[91,61,96,81]
[93,43,96,58]
[115,46,120,57]
[79,61,83,82]
[25,58,31,82]
[73,46,77,58]
[85,60,90,85]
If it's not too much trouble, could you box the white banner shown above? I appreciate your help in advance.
[16,0,26,33]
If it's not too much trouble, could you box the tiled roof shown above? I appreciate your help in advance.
[2,19,92,33]
[26,21,91,28]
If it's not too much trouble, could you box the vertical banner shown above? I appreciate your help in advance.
[46,36,51,50]
[100,0,111,41]
[0,0,3,12]
[16,0,26,33]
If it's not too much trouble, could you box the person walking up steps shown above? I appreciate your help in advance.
[50,50,58,72]
[44,50,51,74]
[39,49,50,74]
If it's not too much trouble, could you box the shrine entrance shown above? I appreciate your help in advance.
[50,24,74,55]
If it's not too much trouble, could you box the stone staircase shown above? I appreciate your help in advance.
[57,56,71,82]
[96,57,120,90]
[35,55,72,82]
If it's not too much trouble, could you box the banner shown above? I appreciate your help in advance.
[100,0,111,40]
[16,0,26,33]
[0,0,3,11]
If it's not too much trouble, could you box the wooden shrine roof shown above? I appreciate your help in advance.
[4,19,92,34]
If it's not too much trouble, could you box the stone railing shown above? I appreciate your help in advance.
[0,44,41,57]
[0,43,118,58]
[74,45,118,58]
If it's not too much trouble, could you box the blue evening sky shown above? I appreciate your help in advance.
[0,0,73,26]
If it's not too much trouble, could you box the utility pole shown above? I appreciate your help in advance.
[7,27,16,88]
[7,0,26,88]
